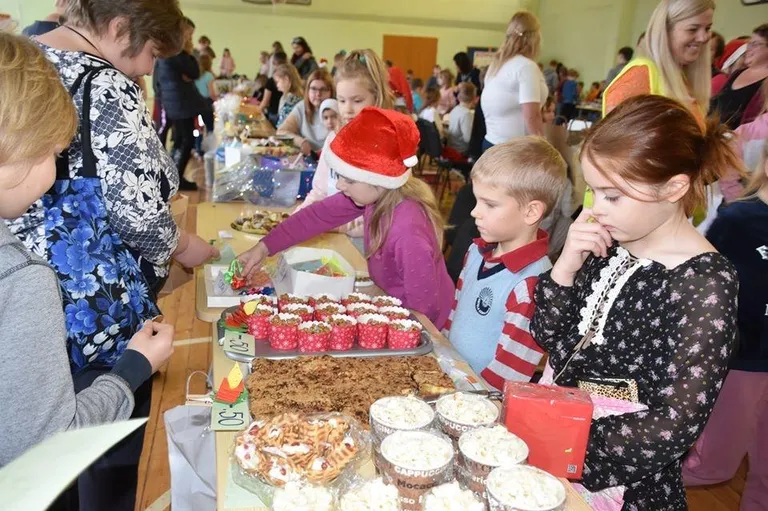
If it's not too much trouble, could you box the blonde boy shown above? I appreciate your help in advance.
[444,138,566,391]
[446,82,476,156]
[0,33,173,466]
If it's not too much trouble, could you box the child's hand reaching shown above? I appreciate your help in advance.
[238,241,269,280]
[551,208,613,287]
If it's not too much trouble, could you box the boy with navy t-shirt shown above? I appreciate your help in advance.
[443,138,567,391]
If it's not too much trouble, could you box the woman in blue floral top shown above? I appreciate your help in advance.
[531,96,743,510]
[6,1,218,508]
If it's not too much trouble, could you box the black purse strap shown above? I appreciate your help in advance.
[55,64,112,181]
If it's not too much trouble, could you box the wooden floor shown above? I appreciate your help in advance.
[133,163,748,510]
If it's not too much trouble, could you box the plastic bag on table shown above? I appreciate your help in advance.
[230,412,372,508]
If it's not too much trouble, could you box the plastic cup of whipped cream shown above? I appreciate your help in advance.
[485,465,566,511]
[435,392,500,444]
[457,424,529,500]
[379,430,455,511]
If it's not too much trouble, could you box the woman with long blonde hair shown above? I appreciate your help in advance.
[239,107,454,328]
[481,10,547,149]
[294,49,395,246]
[272,63,304,126]
[603,0,715,121]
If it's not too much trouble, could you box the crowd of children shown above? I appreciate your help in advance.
[5,0,768,509]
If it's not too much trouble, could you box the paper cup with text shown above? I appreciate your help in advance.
[379,430,455,511]
[435,392,500,445]
[245,304,276,340]
[268,313,302,350]
[328,314,357,351]
[485,465,565,511]
[457,424,528,501]
[369,395,436,457]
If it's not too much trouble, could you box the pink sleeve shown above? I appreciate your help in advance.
[393,234,444,325]
[262,193,363,255]
[735,113,768,149]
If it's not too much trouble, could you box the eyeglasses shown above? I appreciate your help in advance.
[747,40,768,49]
[310,87,330,94]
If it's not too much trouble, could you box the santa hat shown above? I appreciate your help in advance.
[716,38,748,70]
[323,107,419,189]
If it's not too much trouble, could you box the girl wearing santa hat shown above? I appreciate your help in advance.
[238,107,455,328]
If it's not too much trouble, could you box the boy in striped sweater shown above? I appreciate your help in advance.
[443,138,567,391]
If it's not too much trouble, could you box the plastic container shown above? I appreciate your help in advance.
[485,465,566,511]
[249,167,301,208]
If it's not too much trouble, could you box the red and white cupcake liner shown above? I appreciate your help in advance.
[357,313,390,350]
[268,313,302,350]
[346,302,378,319]
[328,314,357,351]
[388,319,423,350]
[378,306,411,321]
[314,303,346,322]
[281,303,314,322]
[341,292,372,307]
[298,321,331,352]
[245,305,275,340]
[277,293,308,312]
[309,293,338,307]
[371,295,403,308]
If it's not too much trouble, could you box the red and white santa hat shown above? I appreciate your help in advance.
[323,107,420,189]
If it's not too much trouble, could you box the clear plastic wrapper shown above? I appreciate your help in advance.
[230,412,372,507]
[212,154,316,206]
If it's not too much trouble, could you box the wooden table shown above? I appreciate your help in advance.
[194,202,590,511]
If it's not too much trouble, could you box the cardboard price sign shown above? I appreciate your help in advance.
[211,400,249,431]
[222,330,256,357]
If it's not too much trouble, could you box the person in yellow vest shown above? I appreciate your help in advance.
[603,0,715,124]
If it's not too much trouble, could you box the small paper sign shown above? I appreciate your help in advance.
[211,399,249,431]
[223,330,256,357]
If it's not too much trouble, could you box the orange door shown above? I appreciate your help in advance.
[382,35,438,83]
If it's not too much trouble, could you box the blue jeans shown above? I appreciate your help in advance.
[481,138,494,154]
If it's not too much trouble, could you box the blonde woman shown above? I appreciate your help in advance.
[480,10,546,149]
[272,63,304,126]
[603,0,715,123]
[294,49,394,245]
[239,108,454,329]
[277,68,334,155]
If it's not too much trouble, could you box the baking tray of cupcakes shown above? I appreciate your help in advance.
[218,292,433,362]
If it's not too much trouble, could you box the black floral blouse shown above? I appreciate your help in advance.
[532,245,738,510]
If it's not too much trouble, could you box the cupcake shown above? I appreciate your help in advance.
[345,302,378,319]
[378,305,411,321]
[240,293,275,307]
[423,482,484,511]
[272,481,335,511]
[298,321,332,353]
[244,303,275,340]
[485,465,566,511]
[341,292,372,307]
[314,302,346,322]
[328,314,357,351]
[268,313,302,350]
[371,295,403,308]
[309,293,338,307]
[282,303,315,322]
[457,425,529,500]
[356,313,390,349]
[435,392,499,442]
[379,431,455,511]
[278,293,309,311]
[340,478,400,511]
[387,319,423,350]
[369,395,435,444]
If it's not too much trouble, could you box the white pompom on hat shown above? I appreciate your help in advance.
[322,106,420,189]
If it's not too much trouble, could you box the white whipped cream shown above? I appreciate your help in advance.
[381,431,453,471]
[436,392,499,426]
[459,425,528,467]
[272,482,334,511]
[486,466,566,510]
[340,478,400,511]
[423,482,485,511]
[370,396,434,429]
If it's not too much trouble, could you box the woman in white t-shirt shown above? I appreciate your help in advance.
[480,10,547,151]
